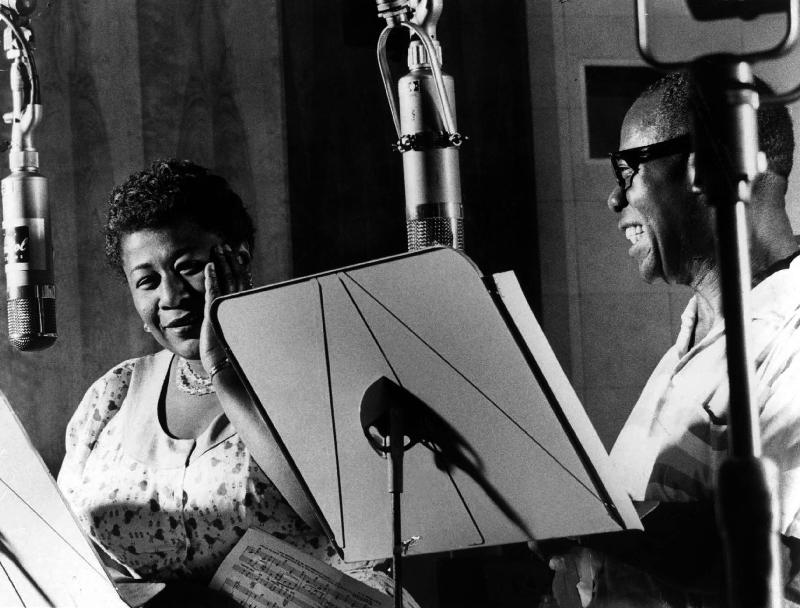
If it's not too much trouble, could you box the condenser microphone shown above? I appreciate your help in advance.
[398,37,464,251]
[2,167,55,350]
[0,0,54,351]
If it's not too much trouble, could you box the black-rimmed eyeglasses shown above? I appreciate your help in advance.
[609,134,693,190]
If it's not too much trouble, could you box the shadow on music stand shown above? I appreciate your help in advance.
[210,247,641,601]
[360,376,537,605]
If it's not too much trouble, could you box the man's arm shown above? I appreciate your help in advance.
[581,500,800,602]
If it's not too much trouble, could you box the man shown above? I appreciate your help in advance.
[609,70,800,502]
[558,71,800,606]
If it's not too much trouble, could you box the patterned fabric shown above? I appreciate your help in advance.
[611,255,800,538]
[57,350,418,606]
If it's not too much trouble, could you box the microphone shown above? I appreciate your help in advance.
[375,0,465,251]
[686,0,787,21]
[398,35,464,250]
[2,167,55,350]
[0,1,54,351]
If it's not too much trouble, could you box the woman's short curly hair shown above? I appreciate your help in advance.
[104,159,256,274]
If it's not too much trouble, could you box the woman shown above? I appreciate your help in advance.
[57,159,417,605]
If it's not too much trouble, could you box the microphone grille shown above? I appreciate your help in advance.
[407,217,464,251]
[8,297,57,351]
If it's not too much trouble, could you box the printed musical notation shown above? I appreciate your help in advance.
[209,528,392,608]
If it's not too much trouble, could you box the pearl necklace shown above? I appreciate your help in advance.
[176,358,215,395]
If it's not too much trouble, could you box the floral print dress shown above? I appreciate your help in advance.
[57,350,417,605]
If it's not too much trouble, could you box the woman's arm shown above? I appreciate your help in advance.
[208,364,320,531]
[198,244,321,532]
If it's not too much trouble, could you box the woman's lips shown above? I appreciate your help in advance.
[163,314,201,331]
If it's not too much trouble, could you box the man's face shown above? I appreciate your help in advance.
[607,99,713,285]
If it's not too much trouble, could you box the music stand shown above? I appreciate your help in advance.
[210,248,641,570]
[0,390,130,607]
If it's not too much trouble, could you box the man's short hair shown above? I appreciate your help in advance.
[640,71,795,178]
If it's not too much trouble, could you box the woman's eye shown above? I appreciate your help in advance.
[177,261,206,275]
[135,275,157,289]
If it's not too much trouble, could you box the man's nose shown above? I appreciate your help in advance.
[607,184,628,212]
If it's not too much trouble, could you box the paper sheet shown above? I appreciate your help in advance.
[0,389,127,608]
[209,528,392,608]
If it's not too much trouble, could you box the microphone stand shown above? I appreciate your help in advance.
[359,377,535,608]
[359,377,422,608]
[635,3,800,607]
[690,56,781,608]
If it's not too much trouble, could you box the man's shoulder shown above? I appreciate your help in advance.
[753,254,800,320]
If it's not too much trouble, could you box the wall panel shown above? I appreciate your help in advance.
[528,0,800,447]
[0,0,290,473]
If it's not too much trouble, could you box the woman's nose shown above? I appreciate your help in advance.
[159,274,187,307]
[607,184,628,212]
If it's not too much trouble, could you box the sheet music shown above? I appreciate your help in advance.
[209,527,393,608]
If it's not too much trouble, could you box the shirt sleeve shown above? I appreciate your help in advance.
[759,349,800,540]
[56,360,136,489]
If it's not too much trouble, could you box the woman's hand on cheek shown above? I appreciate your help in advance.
[200,260,226,373]
[199,244,252,373]
[211,243,252,294]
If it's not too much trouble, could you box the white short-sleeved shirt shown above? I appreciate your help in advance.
[611,254,800,538]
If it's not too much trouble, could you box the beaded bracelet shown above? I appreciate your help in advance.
[208,358,233,379]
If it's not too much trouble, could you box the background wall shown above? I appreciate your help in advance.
[4,0,800,606]
[280,2,544,605]
[281,0,540,298]
[0,1,546,606]
[0,0,291,472]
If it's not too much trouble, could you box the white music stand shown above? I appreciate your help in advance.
[0,390,129,607]
[211,247,641,563]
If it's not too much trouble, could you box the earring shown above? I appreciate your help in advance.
[143,323,151,333]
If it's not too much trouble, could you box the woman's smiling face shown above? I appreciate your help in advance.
[121,219,223,360]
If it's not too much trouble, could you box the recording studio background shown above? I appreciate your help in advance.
[0,0,798,606]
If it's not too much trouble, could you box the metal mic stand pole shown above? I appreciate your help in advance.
[689,57,781,608]
[388,398,405,608]
[360,377,416,608]
[632,2,800,605]
[359,375,539,608]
